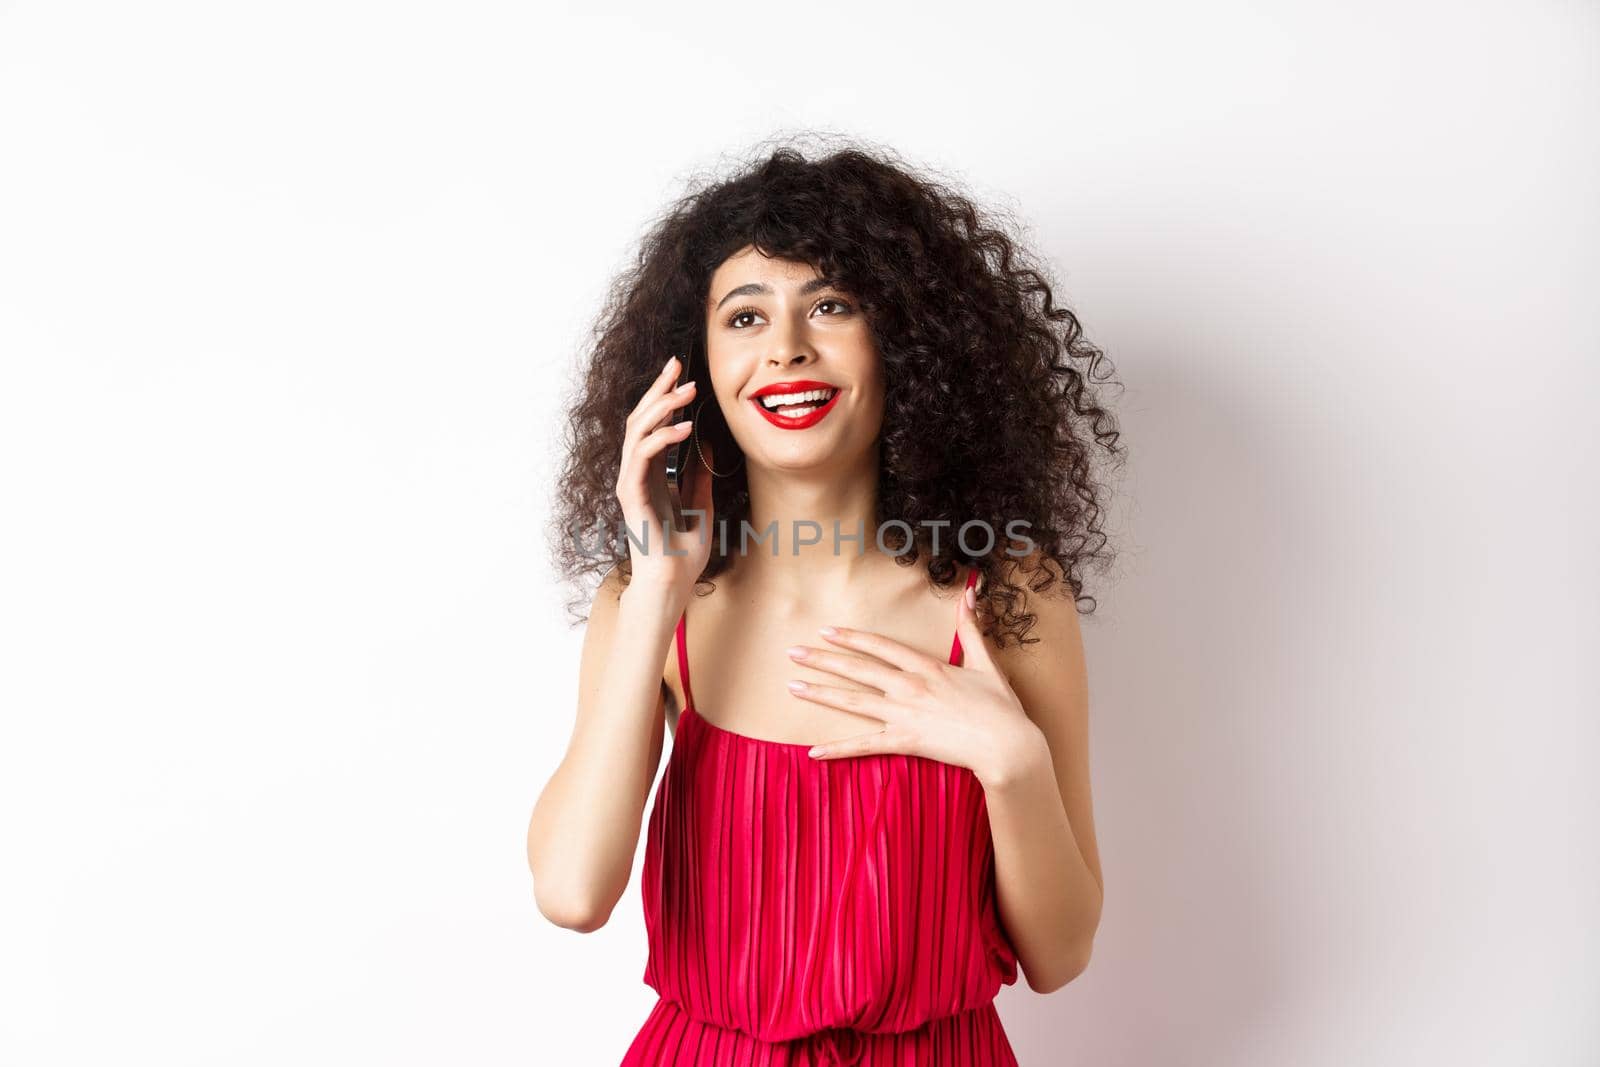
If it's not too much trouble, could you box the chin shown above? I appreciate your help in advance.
[753,433,872,475]
[749,445,833,472]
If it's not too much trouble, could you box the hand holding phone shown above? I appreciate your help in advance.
[613,355,711,592]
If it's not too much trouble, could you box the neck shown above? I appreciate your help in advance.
[737,445,884,592]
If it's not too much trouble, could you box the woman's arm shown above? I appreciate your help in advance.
[525,568,681,932]
[982,585,1105,993]
[528,353,709,932]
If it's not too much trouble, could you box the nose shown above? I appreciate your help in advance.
[764,311,818,369]
[764,347,815,369]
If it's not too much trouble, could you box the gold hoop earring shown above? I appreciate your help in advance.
[690,400,743,477]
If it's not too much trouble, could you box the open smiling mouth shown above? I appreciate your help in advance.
[748,384,842,430]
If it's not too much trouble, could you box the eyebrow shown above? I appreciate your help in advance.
[712,276,839,312]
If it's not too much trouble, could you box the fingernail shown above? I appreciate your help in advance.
[806,746,824,758]
[818,625,837,637]
[674,381,694,393]
[965,587,976,610]
[674,420,692,430]
[787,679,806,692]
[663,355,677,373]
[786,646,808,660]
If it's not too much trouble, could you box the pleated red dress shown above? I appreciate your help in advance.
[621,566,1020,1066]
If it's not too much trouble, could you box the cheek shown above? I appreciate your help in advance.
[863,386,887,430]
[856,355,886,412]
[701,346,738,407]
[852,370,887,437]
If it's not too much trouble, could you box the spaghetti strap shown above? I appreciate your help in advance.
[948,565,980,666]
[674,611,695,712]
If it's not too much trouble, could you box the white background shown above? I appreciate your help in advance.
[2,2,1595,1064]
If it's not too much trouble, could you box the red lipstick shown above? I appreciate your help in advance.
[748,379,842,430]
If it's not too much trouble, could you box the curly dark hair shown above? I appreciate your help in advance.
[549,133,1125,648]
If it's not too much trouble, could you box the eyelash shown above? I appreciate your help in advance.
[725,298,852,329]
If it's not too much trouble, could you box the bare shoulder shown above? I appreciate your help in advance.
[576,563,674,770]
[581,563,674,716]
[586,563,629,630]
[985,550,1087,690]
[576,566,632,689]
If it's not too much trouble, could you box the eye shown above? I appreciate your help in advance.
[725,306,762,329]
[816,298,852,316]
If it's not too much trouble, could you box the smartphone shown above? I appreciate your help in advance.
[664,372,698,530]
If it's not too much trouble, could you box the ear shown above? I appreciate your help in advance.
[953,577,996,672]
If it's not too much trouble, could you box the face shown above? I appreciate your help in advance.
[703,245,884,475]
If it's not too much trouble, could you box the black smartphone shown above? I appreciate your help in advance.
[664,370,697,530]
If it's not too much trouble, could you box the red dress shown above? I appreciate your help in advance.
[621,567,1020,1066]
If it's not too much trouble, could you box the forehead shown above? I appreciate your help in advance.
[707,245,824,292]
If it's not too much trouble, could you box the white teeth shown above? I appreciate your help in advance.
[759,388,835,410]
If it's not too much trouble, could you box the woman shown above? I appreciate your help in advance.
[528,139,1120,1066]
